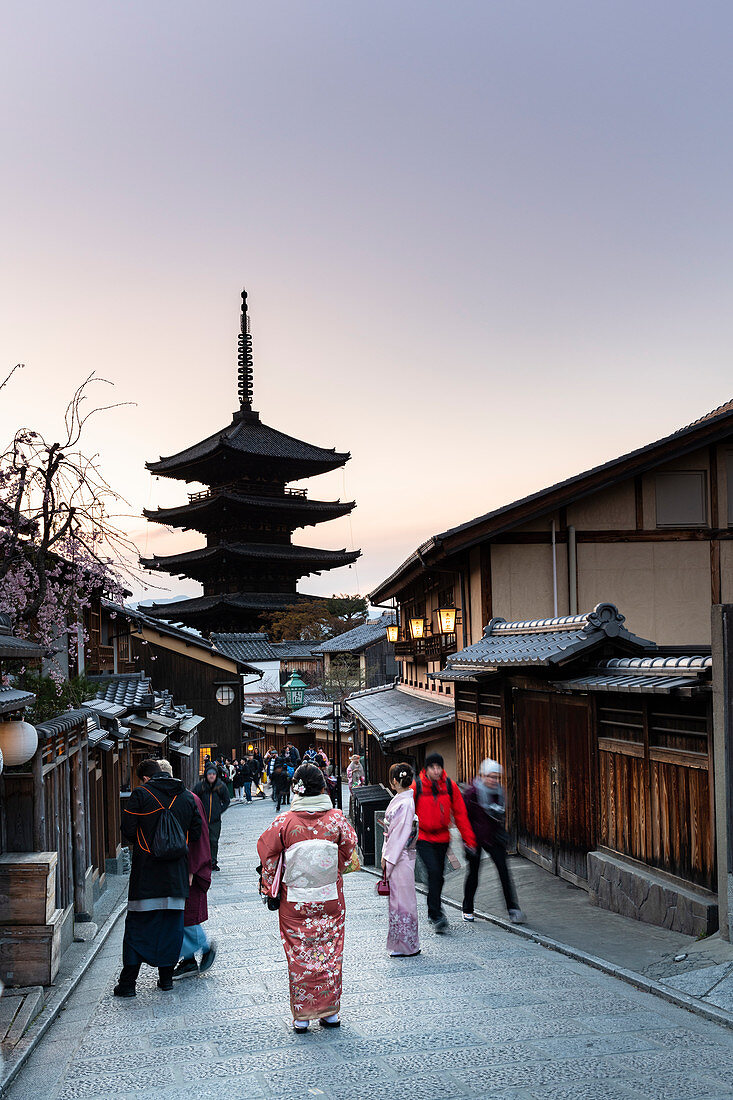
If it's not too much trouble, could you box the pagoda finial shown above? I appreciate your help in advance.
[237,288,254,410]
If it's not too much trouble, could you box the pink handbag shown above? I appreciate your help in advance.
[376,871,390,897]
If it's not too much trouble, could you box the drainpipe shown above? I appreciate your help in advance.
[551,520,558,617]
[568,526,577,615]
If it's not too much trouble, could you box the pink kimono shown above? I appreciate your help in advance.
[382,788,420,955]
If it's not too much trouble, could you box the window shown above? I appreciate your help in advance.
[655,471,707,527]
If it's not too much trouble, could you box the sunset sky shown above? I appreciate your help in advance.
[2,2,732,607]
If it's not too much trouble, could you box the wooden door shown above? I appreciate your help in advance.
[514,690,594,884]
[515,692,555,873]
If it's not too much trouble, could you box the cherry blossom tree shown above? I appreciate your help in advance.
[0,371,134,671]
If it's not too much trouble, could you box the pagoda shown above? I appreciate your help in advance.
[141,290,360,633]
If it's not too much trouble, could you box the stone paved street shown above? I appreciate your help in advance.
[8,795,733,1100]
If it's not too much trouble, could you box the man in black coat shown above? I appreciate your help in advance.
[115,758,202,997]
[193,763,231,870]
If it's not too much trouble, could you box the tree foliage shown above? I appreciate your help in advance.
[266,595,368,643]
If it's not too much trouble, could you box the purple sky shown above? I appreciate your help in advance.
[2,2,732,605]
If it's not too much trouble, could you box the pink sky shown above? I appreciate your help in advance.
[1,2,732,606]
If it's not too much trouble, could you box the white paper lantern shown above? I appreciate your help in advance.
[0,744,4,774]
[0,720,38,766]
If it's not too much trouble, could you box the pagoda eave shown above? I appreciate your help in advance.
[142,495,355,533]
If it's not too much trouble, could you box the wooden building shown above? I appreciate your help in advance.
[316,615,398,692]
[271,640,324,684]
[141,289,359,633]
[372,399,733,703]
[433,603,716,937]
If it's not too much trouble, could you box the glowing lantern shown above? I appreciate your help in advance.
[409,617,426,640]
[0,720,38,767]
[386,624,399,644]
[437,608,457,635]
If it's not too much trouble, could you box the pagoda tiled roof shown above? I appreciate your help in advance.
[141,542,360,575]
[143,490,355,532]
[212,632,280,662]
[143,590,321,620]
[146,411,350,481]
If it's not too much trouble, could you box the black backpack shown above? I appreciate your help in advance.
[415,775,453,800]
[147,790,188,861]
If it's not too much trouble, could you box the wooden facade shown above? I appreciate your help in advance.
[451,671,715,896]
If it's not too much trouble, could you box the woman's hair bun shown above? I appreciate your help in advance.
[388,761,414,789]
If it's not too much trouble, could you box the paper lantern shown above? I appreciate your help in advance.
[0,720,38,766]
[437,607,457,635]
[386,624,399,644]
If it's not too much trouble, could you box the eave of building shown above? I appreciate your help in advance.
[370,398,733,602]
[140,543,361,581]
[143,493,355,532]
[137,624,248,674]
[141,591,324,625]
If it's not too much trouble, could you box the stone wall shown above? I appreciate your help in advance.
[587,850,718,938]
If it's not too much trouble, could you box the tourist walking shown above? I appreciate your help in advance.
[381,762,420,957]
[257,762,357,1031]
[173,785,217,978]
[114,758,202,997]
[271,760,291,811]
[412,752,476,933]
[193,763,231,871]
[232,759,246,803]
[247,753,266,799]
[462,759,525,924]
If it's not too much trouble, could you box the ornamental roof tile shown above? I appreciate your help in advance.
[271,641,323,659]
[435,603,652,676]
[556,654,712,696]
[0,685,36,715]
[89,672,153,710]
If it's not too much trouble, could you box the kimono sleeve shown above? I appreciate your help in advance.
[336,813,358,872]
[382,796,415,872]
[257,818,286,892]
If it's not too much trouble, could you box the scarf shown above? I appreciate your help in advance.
[474,777,505,816]
[289,792,334,814]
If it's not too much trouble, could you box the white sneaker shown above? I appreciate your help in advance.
[462,912,475,922]
[509,908,526,924]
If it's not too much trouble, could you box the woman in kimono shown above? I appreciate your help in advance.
[381,762,420,957]
[257,761,357,1031]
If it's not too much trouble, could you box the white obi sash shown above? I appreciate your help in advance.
[283,838,339,902]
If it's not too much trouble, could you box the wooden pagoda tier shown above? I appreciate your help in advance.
[143,289,360,634]
[143,486,355,538]
[146,408,350,487]
[140,541,360,586]
[142,591,320,633]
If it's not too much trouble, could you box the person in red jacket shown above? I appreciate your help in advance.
[412,752,476,933]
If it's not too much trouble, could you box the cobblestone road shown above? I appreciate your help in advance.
[8,795,733,1100]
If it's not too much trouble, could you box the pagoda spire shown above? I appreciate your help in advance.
[237,288,254,411]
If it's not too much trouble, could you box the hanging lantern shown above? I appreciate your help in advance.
[437,608,457,635]
[386,624,399,644]
[409,617,426,640]
[0,720,38,767]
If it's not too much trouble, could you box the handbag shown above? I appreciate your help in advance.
[376,870,390,897]
[343,844,363,875]
[261,849,284,911]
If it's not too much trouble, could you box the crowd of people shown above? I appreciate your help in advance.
[114,741,523,1034]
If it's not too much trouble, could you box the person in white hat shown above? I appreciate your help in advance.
[461,759,524,924]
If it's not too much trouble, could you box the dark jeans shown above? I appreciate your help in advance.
[244,781,252,801]
[209,818,222,867]
[275,788,290,811]
[416,839,449,922]
[463,842,518,914]
[117,962,174,992]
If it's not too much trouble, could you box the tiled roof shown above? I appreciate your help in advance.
[144,591,324,619]
[371,397,733,602]
[0,686,36,715]
[435,604,652,676]
[290,703,334,720]
[212,633,279,662]
[345,682,454,745]
[147,413,350,477]
[271,641,322,659]
[316,614,395,654]
[141,542,360,571]
[0,616,46,660]
[90,672,153,710]
[556,655,712,697]
[145,491,354,525]
[37,709,98,738]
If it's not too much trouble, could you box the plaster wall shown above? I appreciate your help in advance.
[242,659,280,695]
[565,482,636,530]
[577,540,711,645]
[491,542,569,622]
[469,546,483,641]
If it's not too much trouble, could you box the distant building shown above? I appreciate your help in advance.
[315,613,398,691]
[212,632,281,695]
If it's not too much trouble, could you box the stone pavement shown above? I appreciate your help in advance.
[7,796,733,1100]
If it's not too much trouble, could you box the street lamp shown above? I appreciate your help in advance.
[409,617,426,640]
[332,700,343,809]
[283,671,307,709]
[437,607,457,635]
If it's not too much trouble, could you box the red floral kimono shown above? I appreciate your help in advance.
[257,798,357,1021]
